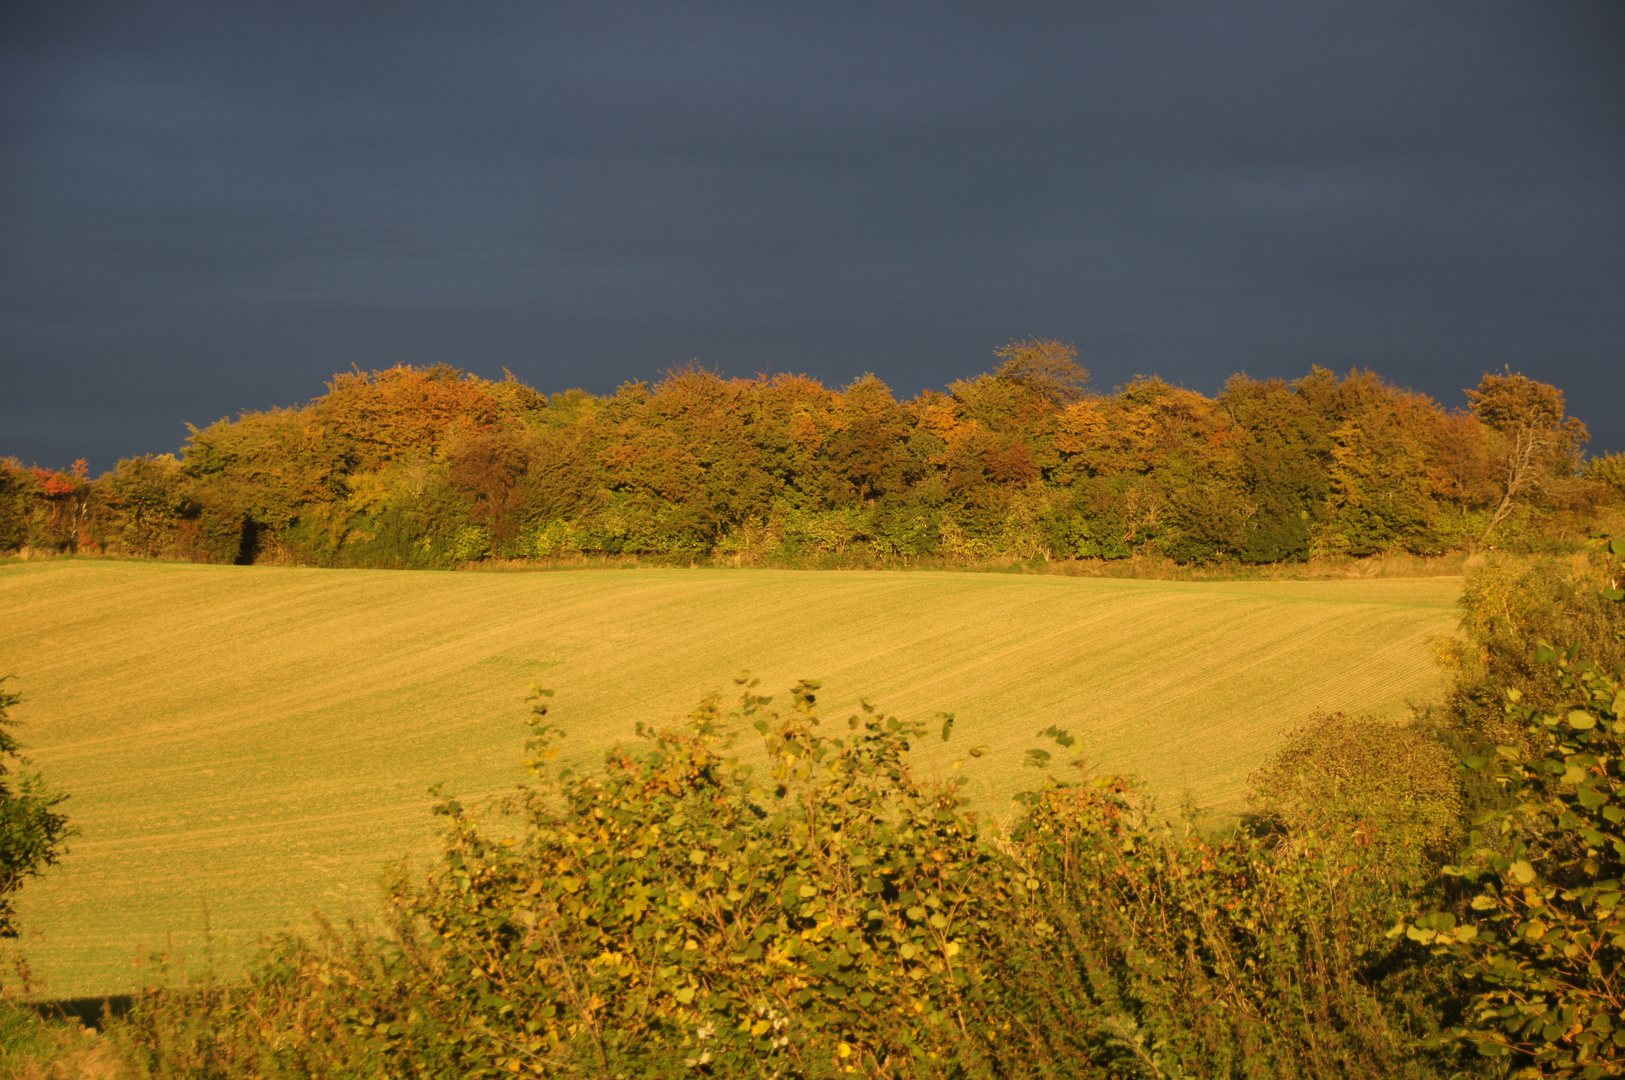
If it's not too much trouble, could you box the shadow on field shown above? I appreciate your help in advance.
[28,995,131,1030]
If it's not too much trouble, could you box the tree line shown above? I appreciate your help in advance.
[3,340,1622,568]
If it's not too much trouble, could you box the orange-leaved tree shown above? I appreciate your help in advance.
[1467,370,1588,543]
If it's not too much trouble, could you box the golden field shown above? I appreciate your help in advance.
[0,560,1462,996]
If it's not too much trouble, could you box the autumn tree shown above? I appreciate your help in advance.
[1322,373,1447,556]
[182,407,352,562]
[31,459,93,553]
[446,429,536,555]
[822,375,913,504]
[992,337,1090,405]
[1217,374,1332,562]
[316,364,502,470]
[101,454,189,557]
[1467,369,1588,543]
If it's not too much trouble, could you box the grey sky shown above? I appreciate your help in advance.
[3,1,1622,469]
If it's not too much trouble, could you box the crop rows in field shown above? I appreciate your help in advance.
[0,561,1461,996]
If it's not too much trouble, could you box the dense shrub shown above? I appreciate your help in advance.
[1437,552,1625,750]
[1248,711,1463,876]
[984,777,1462,1078]
[0,679,71,942]
[1400,537,1625,1077]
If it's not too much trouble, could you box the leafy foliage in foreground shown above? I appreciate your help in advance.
[95,679,1482,1079]
[984,776,1459,1079]
[1408,538,1625,1077]
[389,681,1015,1077]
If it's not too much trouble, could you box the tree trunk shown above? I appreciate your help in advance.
[1480,491,1516,544]
[1480,423,1548,544]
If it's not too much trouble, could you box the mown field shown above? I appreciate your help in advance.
[0,560,1462,998]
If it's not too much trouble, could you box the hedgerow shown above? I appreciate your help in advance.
[5,354,1618,568]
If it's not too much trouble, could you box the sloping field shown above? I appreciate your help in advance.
[0,560,1461,996]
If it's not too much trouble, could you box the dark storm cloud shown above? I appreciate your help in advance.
[2,1,1622,469]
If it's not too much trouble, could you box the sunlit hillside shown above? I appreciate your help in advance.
[0,561,1460,996]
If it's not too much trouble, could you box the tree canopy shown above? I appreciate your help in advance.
[1,345,1613,568]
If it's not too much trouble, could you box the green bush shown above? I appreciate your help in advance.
[0,679,71,943]
[1406,537,1625,1077]
[1438,553,1625,750]
[1411,653,1625,1075]
[358,681,1013,1077]
[984,775,1461,1078]
[1248,711,1463,875]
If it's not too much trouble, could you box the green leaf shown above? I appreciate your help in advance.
[939,713,956,742]
[1509,859,1537,884]
[1569,710,1598,730]
[1024,749,1052,768]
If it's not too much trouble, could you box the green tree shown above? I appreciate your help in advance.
[0,679,70,939]
[1584,453,1625,503]
[100,453,189,557]
[0,459,40,554]
[1218,373,1333,563]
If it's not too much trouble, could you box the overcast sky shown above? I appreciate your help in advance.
[2,1,1622,470]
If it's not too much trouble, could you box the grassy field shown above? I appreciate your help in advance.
[0,560,1463,998]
